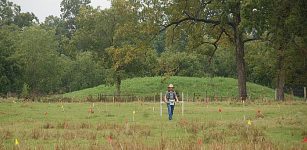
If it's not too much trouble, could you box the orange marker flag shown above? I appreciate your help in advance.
[107,136,112,144]
[197,138,202,145]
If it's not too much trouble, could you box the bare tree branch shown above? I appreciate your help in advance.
[208,29,225,63]
[223,29,233,42]
[192,29,225,63]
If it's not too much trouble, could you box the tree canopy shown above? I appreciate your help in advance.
[0,0,306,100]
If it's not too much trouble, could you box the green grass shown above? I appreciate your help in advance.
[1,101,307,149]
[62,76,277,100]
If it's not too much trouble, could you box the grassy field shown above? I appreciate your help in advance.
[1,100,307,149]
[62,76,277,100]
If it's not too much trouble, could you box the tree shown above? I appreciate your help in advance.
[104,0,158,95]
[0,0,38,27]
[151,0,270,100]
[266,0,307,100]
[60,0,91,37]
[0,25,21,95]
[245,41,276,87]
[13,12,38,27]
[70,7,115,57]
[42,15,71,56]
[13,26,62,94]
[0,0,20,26]
[158,51,204,77]
[60,52,105,92]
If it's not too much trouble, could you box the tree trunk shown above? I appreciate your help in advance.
[276,48,285,101]
[234,31,247,100]
[233,5,247,100]
[115,74,121,96]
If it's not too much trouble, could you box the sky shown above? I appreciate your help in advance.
[10,0,111,22]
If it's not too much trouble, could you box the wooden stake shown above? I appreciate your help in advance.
[160,92,162,117]
[181,92,184,116]
[304,87,306,101]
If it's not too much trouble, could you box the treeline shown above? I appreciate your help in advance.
[0,0,306,100]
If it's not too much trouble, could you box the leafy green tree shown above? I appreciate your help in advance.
[13,26,62,94]
[20,83,30,99]
[105,0,158,95]
[0,0,20,26]
[0,25,21,94]
[61,52,105,92]
[158,51,204,77]
[150,0,271,100]
[13,12,38,27]
[60,0,91,37]
[106,45,157,95]
[70,7,115,57]
[265,0,307,100]
[0,0,38,27]
[245,41,276,87]
[207,46,236,78]
[42,15,70,56]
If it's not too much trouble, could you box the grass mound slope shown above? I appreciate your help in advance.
[63,76,276,100]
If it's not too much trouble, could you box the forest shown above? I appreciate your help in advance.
[0,0,306,100]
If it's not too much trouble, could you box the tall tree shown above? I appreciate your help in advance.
[13,12,38,27]
[71,7,115,57]
[60,0,91,37]
[42,15,71,56]
[151,0,269,100]
[266,0,307,100]
[0,25,21,95]
[105,0,158,95]
[0,0,38,27]
[13,26,61,94]
[0,0,19,26]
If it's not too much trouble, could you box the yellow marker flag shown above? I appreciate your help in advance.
[133,111,136,114]
[15,139,19,145]
[61,105,64,109]
[247,120,252,126]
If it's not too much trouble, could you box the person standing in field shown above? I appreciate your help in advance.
[164,84,179,120]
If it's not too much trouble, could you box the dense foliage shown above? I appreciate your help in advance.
[0,0,306,99]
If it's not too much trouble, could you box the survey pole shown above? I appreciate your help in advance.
[160,92,162,117]
[304,87,306,102]
[181,92,184,116]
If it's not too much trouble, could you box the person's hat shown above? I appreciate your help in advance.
[168,84,174,88]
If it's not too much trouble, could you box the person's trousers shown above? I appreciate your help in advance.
[167,103,175,120]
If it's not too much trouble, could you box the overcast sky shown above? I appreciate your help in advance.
[10,0,111,22]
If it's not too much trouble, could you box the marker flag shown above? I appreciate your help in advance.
[107,136,112,144]
[197,139,202,145]
[61,105,64,111]
[15,139,19,145]
[247,120,252,126]
[133,111,136,122]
